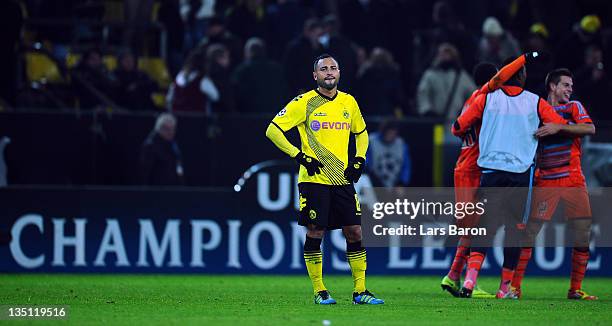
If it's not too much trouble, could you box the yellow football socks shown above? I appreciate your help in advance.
[304,250,326,293]
[347,248,367,293]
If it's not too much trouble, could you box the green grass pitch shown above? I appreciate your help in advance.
[1,275,611,325]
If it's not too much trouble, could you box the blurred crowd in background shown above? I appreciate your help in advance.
[1,0,612,188]
[1,0,612,122]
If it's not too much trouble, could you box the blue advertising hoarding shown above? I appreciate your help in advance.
[0,169,610,276]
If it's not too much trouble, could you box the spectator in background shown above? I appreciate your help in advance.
[72,48,119,109]
[198,15,243,71]
[337,0,379,51]
[556,15,603,72]
[478,17,520,67]
[225,0,267,41]
[158,0,185,76]
[26,0,76,54]
[523,23,553,96]
[123,0,155,50]
[232,37,287,113]
[283,18,324,95]
[206,44,235,113]
[356,47,404,117]
[429,1,477,72]
[319,14,359,92]
[265,0,308,59]
[167,48,219,113]
[113,51,158,111]
[140,113,184,186]
[575,45,611,122]
[366,119,411,187]
[180,0,216,52]
[417,43,475,118]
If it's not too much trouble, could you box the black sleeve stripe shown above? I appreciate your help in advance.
[453,120,461,131]
[454,93,485,132]
[353,127,367,135]
[483,92,488,110]
[537,97,543,124]
[271,121,285,133]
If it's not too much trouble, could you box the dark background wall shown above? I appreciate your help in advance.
[0,111,438,187]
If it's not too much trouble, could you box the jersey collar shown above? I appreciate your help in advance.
[500,85,524,97]
[315,88,338,101]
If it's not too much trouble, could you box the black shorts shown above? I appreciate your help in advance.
[298,183,361,230]
[478,168,533,220]
[473,167,534,247]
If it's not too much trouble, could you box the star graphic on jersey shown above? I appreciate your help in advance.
[485,153,498,161]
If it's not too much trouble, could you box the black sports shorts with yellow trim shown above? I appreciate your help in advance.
[298,182,361,229]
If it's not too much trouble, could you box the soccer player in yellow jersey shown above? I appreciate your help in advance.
[266,54,384,305]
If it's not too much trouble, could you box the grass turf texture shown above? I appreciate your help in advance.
[1,275,611,325]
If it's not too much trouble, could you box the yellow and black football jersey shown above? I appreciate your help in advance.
[271,89,367,185]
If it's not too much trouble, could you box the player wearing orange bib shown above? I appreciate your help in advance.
[441,54,534,297]
[450,56,590,299]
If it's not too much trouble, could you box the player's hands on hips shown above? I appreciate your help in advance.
[344,157,365,183]
[535,123,562,138]
[294,152,324,176]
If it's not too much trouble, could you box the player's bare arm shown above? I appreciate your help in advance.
[534,122,596,138]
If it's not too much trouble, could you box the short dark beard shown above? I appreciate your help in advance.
[317,78,338,90]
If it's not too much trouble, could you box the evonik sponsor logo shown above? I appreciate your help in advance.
[310,120,351,131]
